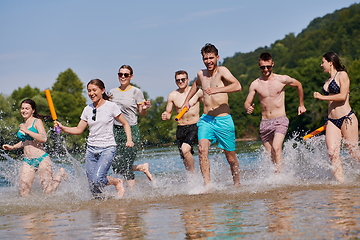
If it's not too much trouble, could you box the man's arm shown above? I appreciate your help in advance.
[244,81,257,114]
[161,92,175,121]
[182,74,201,109]
[204,67,242,95]
[287,77,306,115]
[190,88,204,106]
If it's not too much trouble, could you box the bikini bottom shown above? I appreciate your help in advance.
[23,153,49,168]
[326,110,354,129]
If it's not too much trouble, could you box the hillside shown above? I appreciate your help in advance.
[223,3,360,139]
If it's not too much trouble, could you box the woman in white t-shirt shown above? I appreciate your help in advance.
[56,79,134,198]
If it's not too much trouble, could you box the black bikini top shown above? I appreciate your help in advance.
[322,72,340,95]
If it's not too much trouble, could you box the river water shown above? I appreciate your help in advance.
[1,135,360,239]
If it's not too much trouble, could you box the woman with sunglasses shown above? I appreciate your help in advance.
[314,52,360,182]
[2,98,67,197]
[56,79,133,198]
[109,65,153,189]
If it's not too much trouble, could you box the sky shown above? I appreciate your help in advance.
[0,0,358,101]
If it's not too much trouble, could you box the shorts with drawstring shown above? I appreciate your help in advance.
[197,114,236,151]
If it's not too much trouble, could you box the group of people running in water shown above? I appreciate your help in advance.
[2,43,360,198]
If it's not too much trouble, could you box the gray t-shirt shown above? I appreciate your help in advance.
[110,86,145,126]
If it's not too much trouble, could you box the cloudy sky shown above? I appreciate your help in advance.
[0,0,357,100]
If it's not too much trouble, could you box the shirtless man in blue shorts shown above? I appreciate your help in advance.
[182,43,242,189]
[244,53,307,173]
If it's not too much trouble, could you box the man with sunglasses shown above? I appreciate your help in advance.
[182,43,242,191]
[244,52,306,173]
[161,70,203,175]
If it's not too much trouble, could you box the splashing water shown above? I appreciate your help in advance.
[0,132,359,209]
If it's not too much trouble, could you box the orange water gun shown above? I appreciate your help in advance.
[174,106,189,122]
[303,125,326,140]
[44,89,60,134]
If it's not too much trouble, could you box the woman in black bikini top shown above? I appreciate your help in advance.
[313,52,360,182]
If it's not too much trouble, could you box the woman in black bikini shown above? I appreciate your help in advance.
[314,52,360,182]
[2,99,66,197]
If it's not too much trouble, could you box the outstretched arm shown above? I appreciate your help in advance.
[56,120,88,135]
[2,141,23,151]
[288,77,306,115]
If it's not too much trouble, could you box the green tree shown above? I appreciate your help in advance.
[10,85,41,113]
[50,68,87,152]
[51,68,86,126]
[348,59,360,113]
[224,3,360,138]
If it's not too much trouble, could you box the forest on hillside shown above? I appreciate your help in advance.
[1,3,360,154]
[223,3,360,139]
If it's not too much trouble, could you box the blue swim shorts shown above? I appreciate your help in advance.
[197,114,236,151]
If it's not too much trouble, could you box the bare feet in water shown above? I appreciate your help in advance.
[114,178,125,198]
[138,163,153,181]
[59,168,68,180]
[199,184,213,194]
[107,176,125,198]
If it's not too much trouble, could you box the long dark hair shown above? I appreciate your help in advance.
[323,52,347,72]
[20,99,50,120]
[87,79,110,100]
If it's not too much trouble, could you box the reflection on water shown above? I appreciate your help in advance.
[2,136,360,238]
[327,190,360,238]
[265,192,295,237]
[2,188,360,239]
[181,203,216,238]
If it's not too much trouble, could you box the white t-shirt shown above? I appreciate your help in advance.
[109,86,145,126]
[80,100,122,147]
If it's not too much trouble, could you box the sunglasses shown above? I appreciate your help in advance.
[175,78,187,83]
[92,108,97,121]
[118,73,131,78]
[259,65,273,70]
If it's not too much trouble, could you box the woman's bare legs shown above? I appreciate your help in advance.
[326,122,344,182]
[343,114,360,162]
[19,163,36,197]
[38,157,67,194]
